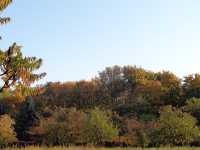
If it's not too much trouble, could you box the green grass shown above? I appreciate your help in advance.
[4,147,200,150]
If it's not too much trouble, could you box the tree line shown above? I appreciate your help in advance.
[1,65,200,147]
[1,0,200,148]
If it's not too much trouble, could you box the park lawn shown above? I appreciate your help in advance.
[4,147,200,150]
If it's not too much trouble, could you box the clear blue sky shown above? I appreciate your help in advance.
[1,0,200,83]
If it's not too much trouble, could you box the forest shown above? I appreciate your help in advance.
[1,0,200,149]
[2,65,200,147]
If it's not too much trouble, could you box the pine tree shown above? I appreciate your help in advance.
[0,43,46,101]
[15,96,39,141]
[0,1,46,102]
[0,0,12,23]
[0,0,12,10]
[0,1,46,100]
[0,0,12,37]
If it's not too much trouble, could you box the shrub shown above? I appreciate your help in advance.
[85,108,118,145]
[137,130,150,147]
[15,97,39,141]
[156,106,200,146]
[184,97,200,123]
[121,118,155,147]
[38,108,118,146]
[0,114,17,146]
[41,108,88,146]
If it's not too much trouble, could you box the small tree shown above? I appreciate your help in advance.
[41,108,88,146]
[137,130,150,148]
[86,108,118,145]
[15,97,39,141]
[184,97,200,123]
[64,109,88,144]
[0,1,46,97]
[157,106,200,146]
[0,0,12,27]
[0,43,46,101]
[0,114,17,146]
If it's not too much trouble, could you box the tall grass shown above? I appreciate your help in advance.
[4,146,200,150]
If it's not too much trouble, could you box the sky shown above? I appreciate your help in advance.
[1,0,200,83]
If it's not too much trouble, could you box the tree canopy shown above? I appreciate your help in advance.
[0,0,46,101]
[0,0,12,30]
[0,43,46,101]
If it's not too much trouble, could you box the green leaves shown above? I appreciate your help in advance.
[157,106,200,146]
[86,108,119,144]
[0,43,46,101]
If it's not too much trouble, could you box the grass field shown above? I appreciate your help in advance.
[4,147,200,150]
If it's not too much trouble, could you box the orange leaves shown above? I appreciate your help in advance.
[0,0,12,11]
[0,43,46,102]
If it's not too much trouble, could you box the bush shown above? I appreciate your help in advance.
[15,97,39,141]
[85,108,118,145]
[137,130,150,147]
[156,106,200,146]
[0,114,17,146]
[184,97,200,123]
[122,119,142,146]
[121,118,155,147]
[41,107,119,146]
[41,108,88,146]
